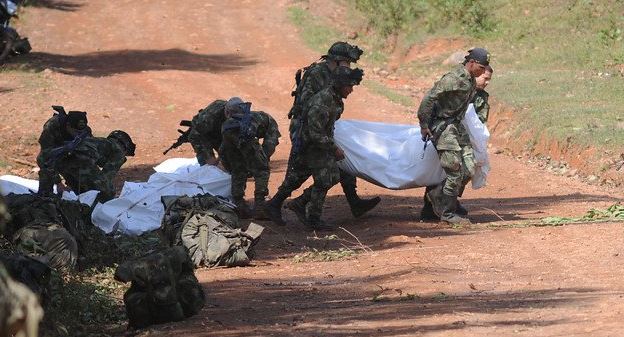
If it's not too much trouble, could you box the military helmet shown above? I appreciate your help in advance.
[108,130,136,156]
[66,111,88,130]
[331,66,364,87]
[326,42,363,63]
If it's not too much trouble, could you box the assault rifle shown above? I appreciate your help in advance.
[45,129,91,166]
[163,120,192,155]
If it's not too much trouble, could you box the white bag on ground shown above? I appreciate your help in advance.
[91,158,231,235]
[0,175,99,205]
[334,103,490,190]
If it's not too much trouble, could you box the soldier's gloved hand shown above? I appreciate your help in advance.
[335,147,345,161]
[56,182,70,195]
[420,128,433,141]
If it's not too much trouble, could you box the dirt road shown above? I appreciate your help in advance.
[2,1,624,336]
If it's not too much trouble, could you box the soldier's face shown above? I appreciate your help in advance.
[339,85,354,98]
[468,60,486,78]
[476,70,492,90]
[338,60,352,68]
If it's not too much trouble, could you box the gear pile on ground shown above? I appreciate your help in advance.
[160,194,264,268]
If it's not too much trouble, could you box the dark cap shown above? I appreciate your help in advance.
[465,48,490,66]
[66,111,88,130]
[331,66,364,87]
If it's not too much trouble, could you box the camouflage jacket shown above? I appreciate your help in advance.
[301,86,344,154]
[417,65,476,151]
[253,111,281,157]
[62,137,127,179]
[37,114,93,163]
[188,100,227,158]
[473,89,490,123]
[290,61,332,120]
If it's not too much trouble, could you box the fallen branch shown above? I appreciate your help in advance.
[338,226,373,253]
[8,157,37,167]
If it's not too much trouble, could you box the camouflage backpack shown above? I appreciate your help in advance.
[160,194,264,268]
[114,246,204,329]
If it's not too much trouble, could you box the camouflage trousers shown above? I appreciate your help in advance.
[437,145,475,197]
[36,152,59,197]
[220,140,269,202]
[277,149,340,220]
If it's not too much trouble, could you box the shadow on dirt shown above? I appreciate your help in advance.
[150,275,603,336]
[24,0,82,11]
[13,49,258,77]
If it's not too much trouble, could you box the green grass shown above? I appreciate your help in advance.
[288,1,624,154]
[287,6,341,53]
[363,79,414,107]
[293,247,358,262]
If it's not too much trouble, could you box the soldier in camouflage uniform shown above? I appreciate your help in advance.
[286,42,380,221]
[36,107,92,196]
[56,130,135,202]
[420,65,494,221]
[188,100,228,166]
[220,97,280,219]
[267,66,364,230]
[417,48,491,225]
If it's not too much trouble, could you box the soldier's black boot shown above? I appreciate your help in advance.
[234,199,252,219]
[253,198,270,220]
[344,188,380,218]
[265,191,288,226]
[420,186,440,221]
[285,193,308,226]
[455,201,468,216]
[436,193,471,226]
[305,215,334,231]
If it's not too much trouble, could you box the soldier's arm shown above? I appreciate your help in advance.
[305,104,337,152]
[474,91,490,123]
[261,116,280,158]
[416,78,449,129]
[100,142,127,181]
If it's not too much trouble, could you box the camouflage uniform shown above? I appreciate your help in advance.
[220,111,275,209]
[56,136,128,201]
[418,65,477,223]
[276,86,344,225]
[188,100,227,165]
[36,113,92,196]
[287,60,377,218]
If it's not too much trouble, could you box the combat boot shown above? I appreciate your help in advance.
[455,201,468,216]
[234,199,252,219]
[265,191,288,226]
[344,190,381,218]
[252,198,270,220]
[305,216,334,231]
[420,191,440,221]
[285,196,307,225]
[439,194,471,226]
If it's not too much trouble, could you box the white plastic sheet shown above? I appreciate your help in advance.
[0,175,100,205]
[91,158,231,235]
[334,103,490,190]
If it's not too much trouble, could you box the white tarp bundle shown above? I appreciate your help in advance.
[334,103,490,190]
[91,158,231,235]
[0,175,100,205]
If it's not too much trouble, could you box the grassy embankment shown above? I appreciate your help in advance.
[288,1,624,173]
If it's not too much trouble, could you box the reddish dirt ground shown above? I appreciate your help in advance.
[1,1,624,336]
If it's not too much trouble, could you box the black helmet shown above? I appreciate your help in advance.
[326,42,363,63]
[108,130,136,156]
[331,66,364,87]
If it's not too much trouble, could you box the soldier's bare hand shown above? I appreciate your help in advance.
[335,147,345,161]
[421,128,433,141]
